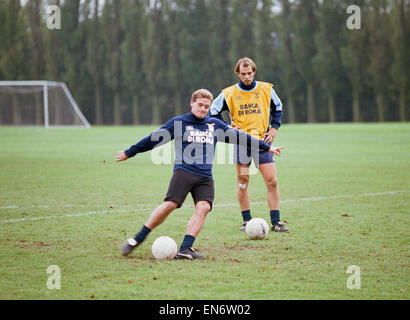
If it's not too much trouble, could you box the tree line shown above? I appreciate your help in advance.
[0,0,408,125]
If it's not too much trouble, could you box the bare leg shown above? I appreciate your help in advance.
[258,162,279,210]
[186,201,211,237]
[145,201,178,230]
[236,164,251,211]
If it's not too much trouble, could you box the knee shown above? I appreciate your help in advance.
[237,175,249,190]
[196,201,211,214]
[266,177,278,189]
[164,201,178,211]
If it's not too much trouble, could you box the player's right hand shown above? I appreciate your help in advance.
[116,151,128,162]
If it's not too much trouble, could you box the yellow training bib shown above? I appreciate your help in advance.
[222,81,272,140]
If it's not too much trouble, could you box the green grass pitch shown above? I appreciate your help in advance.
[0,123,409,300]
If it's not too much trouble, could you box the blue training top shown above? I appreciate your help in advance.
[124,112,271,179]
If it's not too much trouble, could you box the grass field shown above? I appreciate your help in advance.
[0,123,409,300]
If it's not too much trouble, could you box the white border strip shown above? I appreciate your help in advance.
[1,190,408,224]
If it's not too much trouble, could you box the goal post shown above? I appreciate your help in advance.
[0,81,91,128]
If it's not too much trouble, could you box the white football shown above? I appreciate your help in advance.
[152,236,178,260]
[245,218,269,240]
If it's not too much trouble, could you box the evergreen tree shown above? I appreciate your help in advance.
[229,0,258,63]
[87,0,105,125]
[178,0,213,96]
[368,0,392,122]
[45,0,62,82]
[0,0,31,124]
[340,0,369,122]
[209,0,233,90]
[390,0,409,121]
[166,0,183,116]
[60,0,91,124]
[0,0,404,125]
[313,0,345,122]
[255,0,276,82]
[275,0,299,123]
[292,0,319,122]
[121,0,145,124]
[103,0,124,125]
[145,0,169,124]
[26,0,46,125]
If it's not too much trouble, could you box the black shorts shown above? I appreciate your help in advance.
[164,169,214,210]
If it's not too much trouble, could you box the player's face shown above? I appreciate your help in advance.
[237,65,255,86]
[191,97,212,119]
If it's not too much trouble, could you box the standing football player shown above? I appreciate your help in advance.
[210,57,289,232]
[117,89,284,260]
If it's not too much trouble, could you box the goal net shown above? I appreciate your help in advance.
[0,81,90,128]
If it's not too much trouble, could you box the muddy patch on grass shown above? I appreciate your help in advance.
[6,239,51,249]
[21,242,50,249]
[223,244,275,251]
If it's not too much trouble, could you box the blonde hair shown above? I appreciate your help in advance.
[234,57,257,74]
[191,88,213,102]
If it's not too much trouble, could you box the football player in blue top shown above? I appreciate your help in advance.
[116,89,284,260]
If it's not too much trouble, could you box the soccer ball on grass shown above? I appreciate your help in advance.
[152,236,178,260]
[245,218,269,240]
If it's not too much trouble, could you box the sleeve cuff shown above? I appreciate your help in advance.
[124,149,134,158]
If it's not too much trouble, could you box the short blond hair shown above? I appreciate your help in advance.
[191,88,213,102]
[234,57,257,74]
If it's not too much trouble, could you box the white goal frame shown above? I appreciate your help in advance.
[0,80,91,128]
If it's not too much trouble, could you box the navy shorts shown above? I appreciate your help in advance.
[234,144,275,166]
[164,169,214,210]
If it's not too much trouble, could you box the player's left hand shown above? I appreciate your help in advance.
[263,128,277,143]
[269,146,284,156]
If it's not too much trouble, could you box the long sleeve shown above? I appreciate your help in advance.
[124,118,175,158]
[210,92,230,124]
[270,87,283,129]
[214,119,271,152]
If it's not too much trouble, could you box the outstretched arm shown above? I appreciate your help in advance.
[220,124,285,156]
[115,118,176,162]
